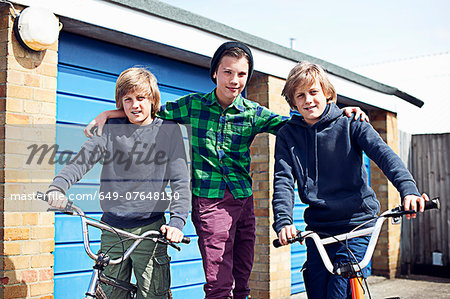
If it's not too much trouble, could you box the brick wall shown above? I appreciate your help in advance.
[247,73,291,298]
[1,4,58,298]
[369,110,402,278]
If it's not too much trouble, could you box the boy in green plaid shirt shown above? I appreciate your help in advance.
[85,42,366,299]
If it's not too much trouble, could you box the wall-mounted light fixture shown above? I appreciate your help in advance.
[13,5,62,52]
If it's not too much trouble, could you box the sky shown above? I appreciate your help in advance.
[158,0,450,69]
[159,0,450,134]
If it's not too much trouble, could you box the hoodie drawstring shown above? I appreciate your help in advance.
[314,127,318,185]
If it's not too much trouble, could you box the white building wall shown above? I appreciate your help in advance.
[353,52,450,134]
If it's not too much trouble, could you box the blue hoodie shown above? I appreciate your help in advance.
[272,103,419,235]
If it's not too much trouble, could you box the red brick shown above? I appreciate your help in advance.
[3,284,29,298]
[21,269,38,283]
[39,268,53,281]
[254,208,269,217]
[0,84,6,98]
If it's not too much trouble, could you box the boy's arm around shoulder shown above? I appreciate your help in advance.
[253,104,289,135]
[157,94,192,124]
[350,118,420,199]
[272,131,297,234]
[84,109,125,137]
[252,105,367,136]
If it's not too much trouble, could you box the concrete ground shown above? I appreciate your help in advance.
[290,275,450,299]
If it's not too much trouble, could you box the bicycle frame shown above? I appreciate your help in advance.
[273,198,440,298]
[297,214,387,275]
[294,214,388,299]
[69,205,167,299]
[72,205,163,265]
[36,192,189,299]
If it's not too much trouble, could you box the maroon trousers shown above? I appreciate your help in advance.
[192,188,255,299]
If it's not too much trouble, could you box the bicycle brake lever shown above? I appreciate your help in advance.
[296,230,305,245]
[391,216,401,225]
[169,242,181,251]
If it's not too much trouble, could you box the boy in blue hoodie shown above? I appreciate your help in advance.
[272,61,429,298]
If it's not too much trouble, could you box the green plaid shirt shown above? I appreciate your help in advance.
[158,90,288,199]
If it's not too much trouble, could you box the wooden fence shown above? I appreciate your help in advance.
[400,133,449,274]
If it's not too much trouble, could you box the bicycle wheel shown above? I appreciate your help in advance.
[95,285,108,299]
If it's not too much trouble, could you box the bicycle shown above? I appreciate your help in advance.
[273,198,440,299]
[36,191,191,299]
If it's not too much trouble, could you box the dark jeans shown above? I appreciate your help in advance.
[303,235,370,299]
[192,188,255,299]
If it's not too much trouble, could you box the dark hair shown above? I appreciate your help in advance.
[210,41,254,84]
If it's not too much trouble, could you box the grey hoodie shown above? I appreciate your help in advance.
[51,117,190,230]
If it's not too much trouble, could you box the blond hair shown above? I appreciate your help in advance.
[282,62,336,109]
[115,68,161,118]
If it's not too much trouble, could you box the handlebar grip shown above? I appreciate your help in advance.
[182,236,191,244]
[401,197,440,212]
[424,198,440,210]
[36,191,74,213]
[273,239,282,248]
[273,237,298,248]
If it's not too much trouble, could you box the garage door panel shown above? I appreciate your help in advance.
[57,93,116,125]
[58,64,116,101]
[59,32,214,93]
[55,212,102,243]
[56,123,91,151]
[54,242,101,274]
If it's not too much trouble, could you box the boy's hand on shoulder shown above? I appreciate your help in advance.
[161,225,184,243]
[342,106,369,122]
[84,111,108,138]
[403,193,429,220]
[278,224,297,246]
[84,110,126,138]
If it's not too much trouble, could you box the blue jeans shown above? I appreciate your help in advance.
[303,235,370,299]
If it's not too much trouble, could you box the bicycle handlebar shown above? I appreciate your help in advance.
[273,197,440,275]
[402,196,440,211]
[36,191,191,263]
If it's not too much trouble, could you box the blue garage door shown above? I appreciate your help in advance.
[291,153,371,294]
[54,32,214,298]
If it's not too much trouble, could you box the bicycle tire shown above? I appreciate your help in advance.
[95,285,108,299]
